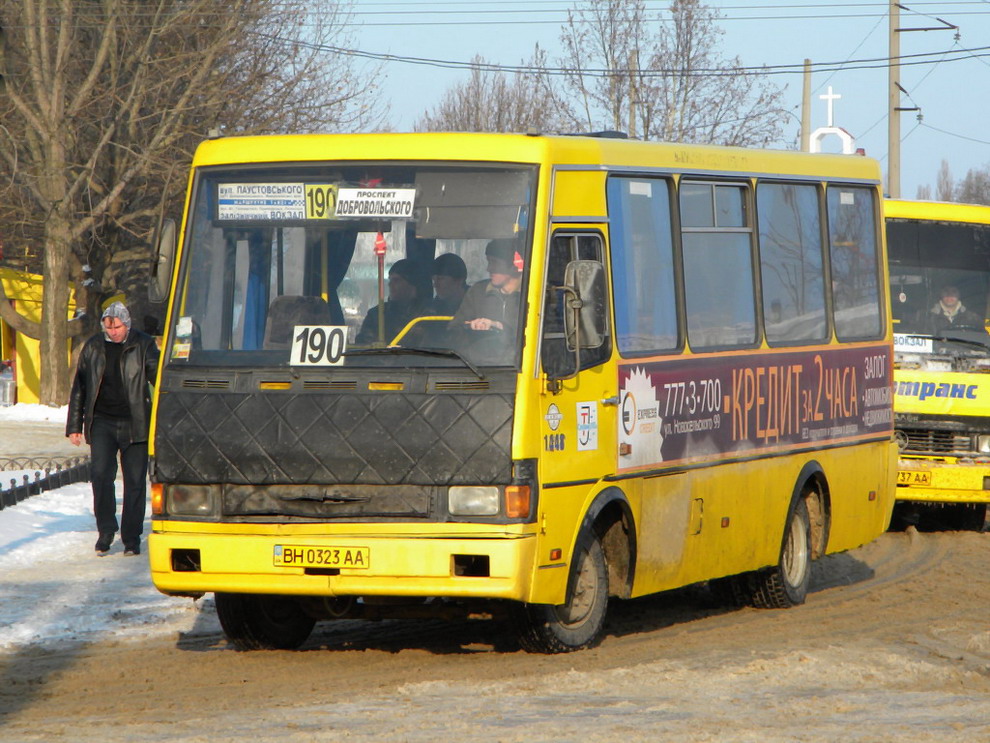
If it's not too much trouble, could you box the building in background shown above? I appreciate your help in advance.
[0,268,76,405]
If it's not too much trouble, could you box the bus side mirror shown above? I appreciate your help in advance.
[548,260,608,391]
[148,218,176,304]
[563,259,608,350]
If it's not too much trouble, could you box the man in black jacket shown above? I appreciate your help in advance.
[66,302,160,555]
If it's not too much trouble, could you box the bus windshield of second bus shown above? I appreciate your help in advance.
[889,217,990,342]
[887,199,990,531]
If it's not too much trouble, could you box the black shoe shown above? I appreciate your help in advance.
[95,533,114,554]
[123,545,141,556]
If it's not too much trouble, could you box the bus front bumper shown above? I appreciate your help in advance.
[148,524,542,602]
[896,457,990,504]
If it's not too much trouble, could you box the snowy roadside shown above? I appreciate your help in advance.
[0,405,217,653]
[0,403,68,424]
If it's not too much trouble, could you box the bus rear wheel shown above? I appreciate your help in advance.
[513,535,609,654]
[215,592,316,650]
[750,498,812,609]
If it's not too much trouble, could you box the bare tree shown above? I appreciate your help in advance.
[554,0,649,132]
[414,53,568,133]
[936,160,955,202]
[919,160,990,206]
[550,0,788,145]
[957,166,990,206]
[0,0,381,404]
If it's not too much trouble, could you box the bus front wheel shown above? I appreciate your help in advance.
[751,498,812,609]
[215,592,316,650]
[513,535,609,654]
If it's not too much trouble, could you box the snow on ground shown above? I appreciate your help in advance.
[0,402,69,423]
[0,406,216,653]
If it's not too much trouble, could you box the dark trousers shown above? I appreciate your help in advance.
[90,416,148,548]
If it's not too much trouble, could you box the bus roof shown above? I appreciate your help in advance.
[191,132,882,183]
[884,198,990,225]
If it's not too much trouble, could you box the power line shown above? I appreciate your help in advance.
[275,33,990,78]
[920,122,990,145]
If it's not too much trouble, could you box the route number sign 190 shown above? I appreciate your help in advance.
[290,325,347,366]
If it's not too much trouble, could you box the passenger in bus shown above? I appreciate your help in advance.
[926,285,986,334]
[429,253,469,316]
[355,258,431,344]
[448,239,522,361]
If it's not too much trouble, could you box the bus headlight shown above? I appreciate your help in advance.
[167,484,216,516]
[977,435,990,454]
[448,486,500,516]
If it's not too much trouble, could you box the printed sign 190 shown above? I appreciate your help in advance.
[290,325,347,366]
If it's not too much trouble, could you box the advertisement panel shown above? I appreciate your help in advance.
[617,344,893,472]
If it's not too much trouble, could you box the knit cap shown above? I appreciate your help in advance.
[101,301,132,330]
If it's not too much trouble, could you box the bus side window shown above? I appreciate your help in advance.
[681,182,757,349]
[827,186,883,340]
[756,182,827,344]
[607,176,679,355]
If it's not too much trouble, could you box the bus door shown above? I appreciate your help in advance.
[538,230,616,523]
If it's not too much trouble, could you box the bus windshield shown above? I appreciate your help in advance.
[167,162,536,368]
[888,217,990,346]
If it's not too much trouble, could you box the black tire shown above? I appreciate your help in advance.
[750,498,812,609]
[513,536,609,654]
[214,592,316,650]
[888,502,919,532]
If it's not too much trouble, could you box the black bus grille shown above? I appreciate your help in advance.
[900,428,973,454]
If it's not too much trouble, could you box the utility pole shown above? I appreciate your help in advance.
[801,59,811,152]
[888,1,957,197]
[888,1,901,197]
[628,50,639,139]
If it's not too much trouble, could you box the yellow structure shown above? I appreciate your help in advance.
[0,268,76,405]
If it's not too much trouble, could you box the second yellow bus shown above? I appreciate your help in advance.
[887,198,990,531]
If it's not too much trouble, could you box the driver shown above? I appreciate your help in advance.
[448,238,523,360]
[928,285,985,333]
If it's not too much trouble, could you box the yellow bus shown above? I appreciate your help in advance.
[887,198,990,531]
[148,133,896,653]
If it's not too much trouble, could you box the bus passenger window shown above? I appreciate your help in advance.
[757,182,827,343]
[607,177,679,355]
[827,186,883,340]
[680,181,756,349]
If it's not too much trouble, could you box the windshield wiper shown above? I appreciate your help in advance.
[899,332,990,353]
[345,345,486,380]
[929,334,990,353]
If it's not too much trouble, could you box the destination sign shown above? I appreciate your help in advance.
[217,183,306,221]
[335,188,416,218]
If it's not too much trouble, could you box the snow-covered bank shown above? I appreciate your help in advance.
[0,402,68,423]
[0,405,215,652]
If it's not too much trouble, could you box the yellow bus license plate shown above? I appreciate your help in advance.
[897,470,932,486]
[274,545,369,569]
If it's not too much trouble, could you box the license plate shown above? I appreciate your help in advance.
[897,470,932,486]
[274,544,369,569]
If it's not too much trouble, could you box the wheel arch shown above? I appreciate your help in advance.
[792,460,831,560]
[574,486,637,600]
